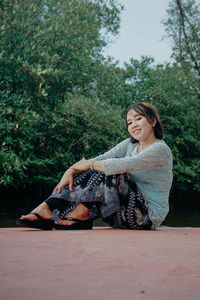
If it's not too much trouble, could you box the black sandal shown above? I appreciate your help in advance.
[16,212,53,230]
[53,217,93,230]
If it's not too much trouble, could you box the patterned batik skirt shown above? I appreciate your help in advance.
[45,170,152,230]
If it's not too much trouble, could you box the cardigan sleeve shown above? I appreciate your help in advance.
[100,142,172,175]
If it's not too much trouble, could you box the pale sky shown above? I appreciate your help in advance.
[103,0,173,66]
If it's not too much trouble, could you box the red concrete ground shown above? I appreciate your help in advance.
[0,226,200,300]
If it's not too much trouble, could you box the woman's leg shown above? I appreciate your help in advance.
[103,174,152,230]
[44,170,104,225]
[19,170,122,227]
[20,199,90,224]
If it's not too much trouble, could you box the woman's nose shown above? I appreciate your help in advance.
[131,122,137,129]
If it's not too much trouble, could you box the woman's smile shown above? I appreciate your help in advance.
[132,128,141,135]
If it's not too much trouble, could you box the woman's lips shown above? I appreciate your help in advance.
[132,129,141,134]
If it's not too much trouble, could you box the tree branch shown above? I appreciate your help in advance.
[176,0,199,72]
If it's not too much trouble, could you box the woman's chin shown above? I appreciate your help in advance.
[131,134,141,141]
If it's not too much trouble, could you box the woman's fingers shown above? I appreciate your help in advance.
[53,184,59,194]
[52,171,74,194]
[53,182,63,194]
[57,183,64,194]
[57,179,73,193]
[69,177,73,192]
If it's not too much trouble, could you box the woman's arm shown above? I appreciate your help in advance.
[54,142,171,193]
[98,142,172,175]
[71,159,103,173]
[71,142,172,176]
[68,143,169,175]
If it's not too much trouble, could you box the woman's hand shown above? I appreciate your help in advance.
[52,158,102,194]
[71,159,91,172]
[53,168,74,193]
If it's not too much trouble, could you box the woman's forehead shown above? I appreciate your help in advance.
[127,109,142,119]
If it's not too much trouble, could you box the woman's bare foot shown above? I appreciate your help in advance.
[20,202,52,221]
[55,203,89,225]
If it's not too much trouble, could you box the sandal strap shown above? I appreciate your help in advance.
[63,216,90,223]
[30,212,44,220]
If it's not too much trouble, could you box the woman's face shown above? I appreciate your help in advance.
[126,109,156,142]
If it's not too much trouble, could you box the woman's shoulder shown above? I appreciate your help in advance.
[155,140,171,150]
[150,140,172,158]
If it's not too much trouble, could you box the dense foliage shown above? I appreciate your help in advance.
[1,0,200,206]
[0,0,124,187]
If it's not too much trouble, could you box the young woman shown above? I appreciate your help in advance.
[17,102,173,230]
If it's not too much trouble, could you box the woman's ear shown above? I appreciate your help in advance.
[152,117,157,127]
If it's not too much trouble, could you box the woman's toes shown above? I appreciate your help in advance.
[55,220,62,224]
[20,215,28,220]
[55,220,64,224]
[55,220,74,225]
[20,214,36,221]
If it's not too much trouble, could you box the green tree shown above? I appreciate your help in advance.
[0,0,124,189]
[161,0,200,191]
[0,0,122,101]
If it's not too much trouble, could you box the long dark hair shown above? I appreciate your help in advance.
[126,102,164,143]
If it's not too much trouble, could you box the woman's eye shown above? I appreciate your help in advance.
[136,117,142,121]
[127,122,132,126]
